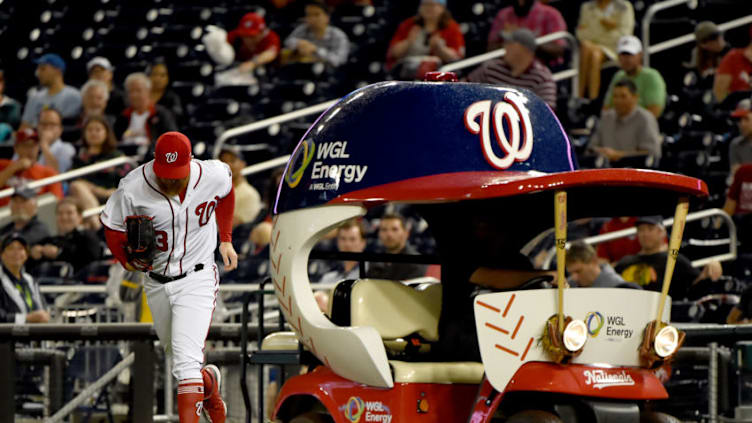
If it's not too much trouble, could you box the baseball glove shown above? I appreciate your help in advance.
[125,215,156,272]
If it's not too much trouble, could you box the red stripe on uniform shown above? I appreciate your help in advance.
[143,165,176,275]
[202,265,219,356]
[194,161,203,189]
[179,208,189,274]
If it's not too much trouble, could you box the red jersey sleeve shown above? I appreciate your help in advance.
[728,166,751,202]
[388,18,417,61]
[717,50,738,76]
[595,225,612,261]
[104,226,129,268]
[215,187,235,243]
[440,20,465,57]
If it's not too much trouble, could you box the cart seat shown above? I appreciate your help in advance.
[389,360,484,384]
[331,279,442,343]
[261,332,299,351]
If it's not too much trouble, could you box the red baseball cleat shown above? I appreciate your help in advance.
[201,364,227,423]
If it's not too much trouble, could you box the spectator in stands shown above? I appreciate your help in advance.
[604,36,667,118]
[219,146,261,227]
[29,199,102,274]
[596,216,641,263]
[0,129,63,207]
[148,61,183,124]
[688,21,727,79]
[723,163,752,219]
[319,219,367,283]
[466,28,556,108]
[0,70,21,142]
[614,216,722,299]
[487,0,566,62]
[386,0,465,80]
[713,25,752,102]
[575,0,635,100]
[728,98,752,174]
[205,12,281,72]
[566,241,639,288]
[0,189,51,246]
[87,56,126,118]
[282,1,350,67]
[589,78,662,163]
[0,234,49,324]
[248,168,284,253]
[79,79,113,127]
[114,72,177,148]
[20,54,82,130]
[727,284,752,323]
[34,109,76,173]
[69,115,128,230]
[367,213,427,280]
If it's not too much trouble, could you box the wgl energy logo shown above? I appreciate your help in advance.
[585,311,633,339]
[585,311,604,336]
[342,397,392,423]
[285,138,316,188]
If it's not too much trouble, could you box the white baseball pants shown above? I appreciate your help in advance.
[144,264,218,381]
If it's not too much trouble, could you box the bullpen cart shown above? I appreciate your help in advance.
[254,76,708,422]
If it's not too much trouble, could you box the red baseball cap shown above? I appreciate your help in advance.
[235,13,266,37]
[15,128,39,146]
[154,132,192,179]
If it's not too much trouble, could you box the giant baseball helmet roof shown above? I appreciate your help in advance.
[275,81,706,214]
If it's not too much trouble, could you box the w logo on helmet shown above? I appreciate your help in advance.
[463,92,534,170]
[165,152,178,163]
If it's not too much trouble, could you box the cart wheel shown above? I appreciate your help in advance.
[289,411,334,423]
[640,411,681,423]
[506,410,563,422]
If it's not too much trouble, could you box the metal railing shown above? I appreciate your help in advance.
[79,152,292,219]
[211,100,338,159]
[39,282,336,295]
[646,14,752,64]
[642,0,752,67]
[642,0,697,67]
[211,31,580,158]
[0,323,266,423]
[541,208,737,270]
[0,156,136,201]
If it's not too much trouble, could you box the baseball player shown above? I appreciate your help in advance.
[101,132,238,423]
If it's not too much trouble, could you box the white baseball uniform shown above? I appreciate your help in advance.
[101,158,232,381]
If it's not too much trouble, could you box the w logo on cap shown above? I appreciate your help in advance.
[165,152,178,163]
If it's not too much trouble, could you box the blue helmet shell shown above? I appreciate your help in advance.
[275,81,574,214]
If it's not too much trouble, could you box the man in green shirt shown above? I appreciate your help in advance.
[604,35,667,118]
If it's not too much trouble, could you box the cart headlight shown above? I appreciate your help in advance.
[563,319,587,352]
[654,325,680,358]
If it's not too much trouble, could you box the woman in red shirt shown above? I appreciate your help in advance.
[386,0,465,80]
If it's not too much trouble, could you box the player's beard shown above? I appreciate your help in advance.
[157,177,189,197]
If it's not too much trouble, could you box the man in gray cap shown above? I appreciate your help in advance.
[87,56,126,116]
[20,53,82,130]
[0,188,51,246]
[467,28,556,108]
[689,21,726,78]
